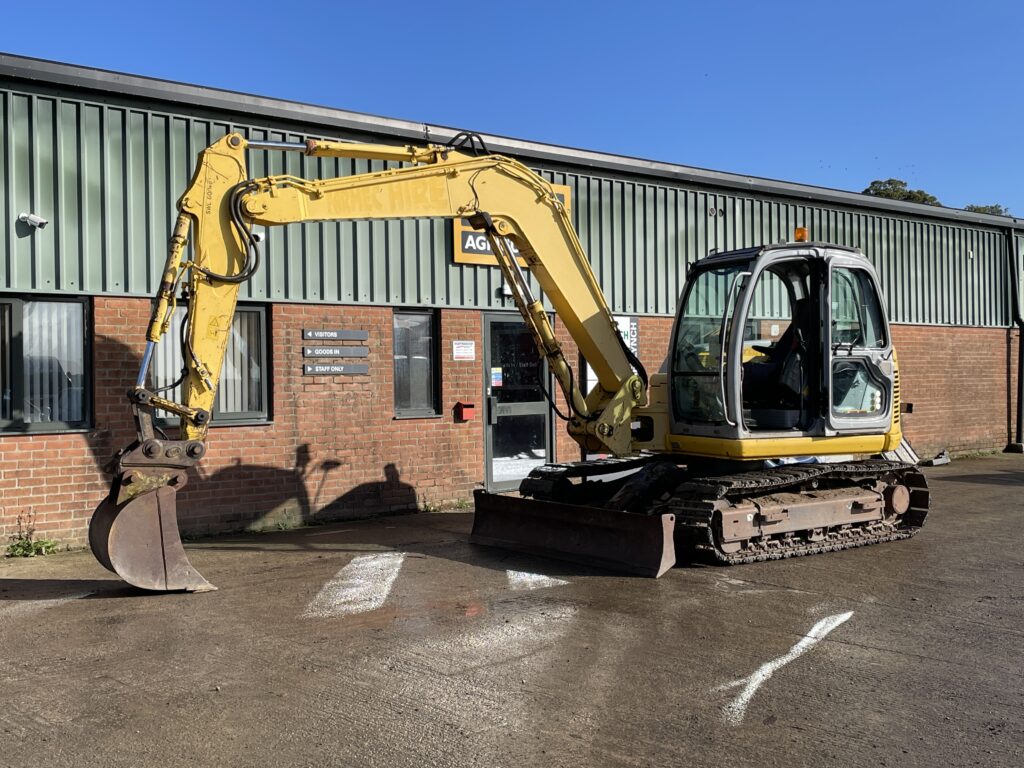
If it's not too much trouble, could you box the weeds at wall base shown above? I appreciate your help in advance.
[5,511,60,558]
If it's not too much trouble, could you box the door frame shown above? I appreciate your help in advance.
[825,256,895,434]
[482,311,554,492]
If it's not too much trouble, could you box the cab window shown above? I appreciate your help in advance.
[830,267,888,418]
[831,268,886,349]
[671,262,750,423]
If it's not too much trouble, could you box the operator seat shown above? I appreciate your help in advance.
[742,299,810,407]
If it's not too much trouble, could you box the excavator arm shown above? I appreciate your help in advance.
[89,132,655,591]
[145,133,643,450]
[242,135,646,451]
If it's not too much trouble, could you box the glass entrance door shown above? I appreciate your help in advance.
[484,314,552,492]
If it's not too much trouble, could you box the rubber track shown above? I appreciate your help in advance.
[674,460,914,499]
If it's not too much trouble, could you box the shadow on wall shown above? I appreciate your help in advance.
[314,462,418,523]
[196,450,418,533]
[88,334,420,536]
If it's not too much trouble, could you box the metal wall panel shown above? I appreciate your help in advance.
[558,166,1011,325]
[0,81,1015,327]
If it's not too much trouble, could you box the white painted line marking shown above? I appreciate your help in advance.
[303,553,405,618]
[715,611,854,725]
[0,593,92,623]
[506,570,569,591]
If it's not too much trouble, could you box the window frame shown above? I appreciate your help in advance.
[669,259,753,426]
[826,260,893,431]
[392,308,442,419]
[830,267,888,350]
[152,303,271,428]
[0,295,93,435]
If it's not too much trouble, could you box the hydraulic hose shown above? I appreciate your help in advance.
[193,181,261,284]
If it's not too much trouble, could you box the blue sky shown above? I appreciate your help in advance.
[3,0,1021,215]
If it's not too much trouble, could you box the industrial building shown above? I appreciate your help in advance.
[0,53,1019,546]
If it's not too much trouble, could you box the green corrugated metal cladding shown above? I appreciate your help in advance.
[0,83,1014,327]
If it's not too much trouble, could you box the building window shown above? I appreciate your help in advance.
[150,305,269,424]
[393,310,440,418]
[0,297,91,433]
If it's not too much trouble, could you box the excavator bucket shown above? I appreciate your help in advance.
[470,490,676,577]
[89,472,215,593]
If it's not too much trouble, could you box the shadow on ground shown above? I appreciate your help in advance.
[184,505,715,579]
[0,579,145,601]
[190,511,594,577]
[933,469,1024,485]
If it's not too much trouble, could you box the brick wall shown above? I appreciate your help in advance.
[1,300,489,546]
[552,320,581,464]
[176,303,488,536]
[891,324,1019,456]
[1,299,1018,548]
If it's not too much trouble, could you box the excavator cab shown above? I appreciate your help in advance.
[668,243,901,459]
[480,240,924,573]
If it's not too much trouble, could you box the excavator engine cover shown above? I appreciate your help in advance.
[89,471,215,593]
[470,490,676,577]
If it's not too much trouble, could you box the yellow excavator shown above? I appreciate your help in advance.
[89,132,928,591]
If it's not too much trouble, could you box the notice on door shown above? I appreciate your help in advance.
[490,367,503,387]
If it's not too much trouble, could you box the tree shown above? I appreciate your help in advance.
[862,178,941,206]
[964,203,1012,216]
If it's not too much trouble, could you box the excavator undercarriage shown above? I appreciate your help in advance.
[472,457,928,574]
[666,460,929,564]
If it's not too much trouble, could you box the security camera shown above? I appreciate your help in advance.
[18,212,48,230]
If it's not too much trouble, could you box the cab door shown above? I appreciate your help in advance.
[827,257,894,433]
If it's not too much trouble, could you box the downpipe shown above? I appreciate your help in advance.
[1006,227,1023,453]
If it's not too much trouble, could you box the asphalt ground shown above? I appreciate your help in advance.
[1,454,1022,768]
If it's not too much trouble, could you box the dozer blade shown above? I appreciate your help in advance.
[89,480,215,593]
[470,489,676,577]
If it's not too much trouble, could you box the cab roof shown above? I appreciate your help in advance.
[695,242,865,267]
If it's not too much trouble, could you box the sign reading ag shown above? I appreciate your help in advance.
[453,184,572,266]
